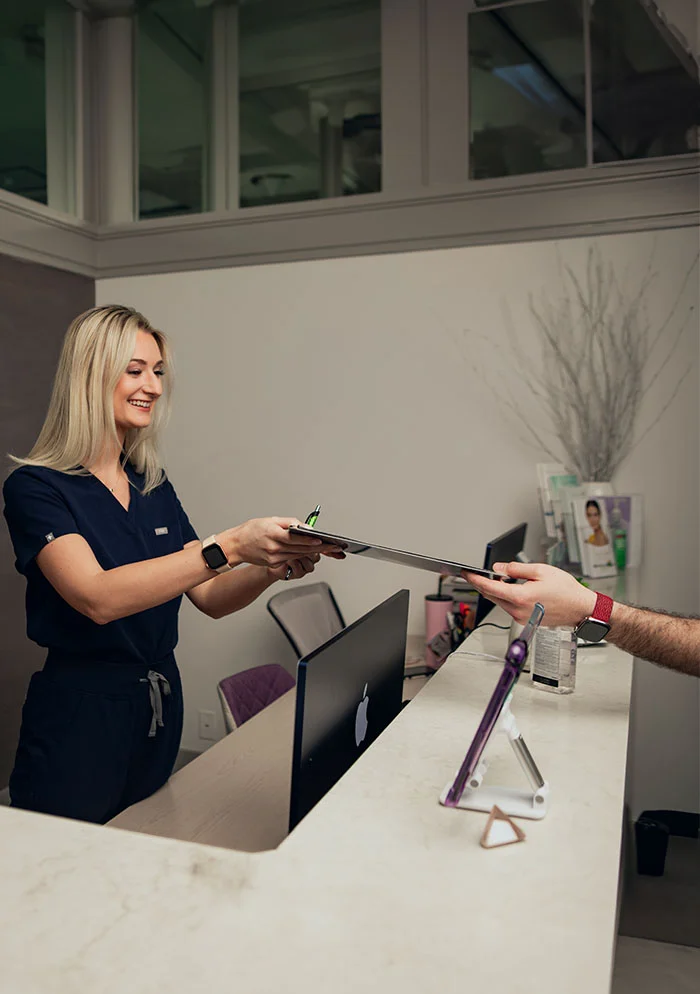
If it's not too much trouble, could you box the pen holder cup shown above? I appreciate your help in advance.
[425,594,453,671]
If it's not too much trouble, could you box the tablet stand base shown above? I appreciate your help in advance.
[439,702,550,821]
[439,782,549,820]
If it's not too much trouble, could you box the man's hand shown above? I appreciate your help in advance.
[464,562,596,627]
[469,562,700,679]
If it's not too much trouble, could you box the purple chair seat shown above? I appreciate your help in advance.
[217,664,295,731]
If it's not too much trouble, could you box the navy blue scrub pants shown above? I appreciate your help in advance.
[9,652,183,824]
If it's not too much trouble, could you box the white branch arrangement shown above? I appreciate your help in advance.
[462,244,698,482]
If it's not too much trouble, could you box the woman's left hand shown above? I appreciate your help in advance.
[267,553,321,583]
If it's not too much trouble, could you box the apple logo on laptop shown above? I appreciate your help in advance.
[355,683,369,746]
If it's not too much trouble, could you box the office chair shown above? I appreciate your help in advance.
[266,581,346,659]
[217,664,295,733]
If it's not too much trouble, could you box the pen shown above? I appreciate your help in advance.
[305,504,321,529]
[285,504,322,580]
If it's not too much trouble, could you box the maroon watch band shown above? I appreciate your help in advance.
[592,592,613,624]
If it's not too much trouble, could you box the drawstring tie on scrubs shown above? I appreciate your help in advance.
[139,670,171,737]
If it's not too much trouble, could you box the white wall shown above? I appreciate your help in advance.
[654,0,699,58]
[98,226,699,818]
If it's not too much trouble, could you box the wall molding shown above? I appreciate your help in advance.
[95,156,700,276]
[1,157,698,280]
[0,189,97,277]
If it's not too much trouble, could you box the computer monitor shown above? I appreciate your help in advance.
[289,589,409,831]
[473,523,528,628]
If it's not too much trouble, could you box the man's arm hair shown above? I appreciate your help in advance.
[608,602,700,678]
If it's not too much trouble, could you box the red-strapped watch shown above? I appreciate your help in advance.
[574,592,613,643]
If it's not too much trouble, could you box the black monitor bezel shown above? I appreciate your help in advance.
[473,523,528,628]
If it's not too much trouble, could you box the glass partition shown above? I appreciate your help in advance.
[238,0,381,208]
[469,0,587,179]
[136,0,211,219]
[0,0,74,207]
[469,0,700,179]
[590,0,700,162]
[4,1,694,223]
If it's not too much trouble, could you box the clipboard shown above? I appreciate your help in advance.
[288,524,503,580]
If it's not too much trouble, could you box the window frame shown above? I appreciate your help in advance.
[0,0,696,279]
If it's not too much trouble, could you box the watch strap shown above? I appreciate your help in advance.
[591,592,613,625]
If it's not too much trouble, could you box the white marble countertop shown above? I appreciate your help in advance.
[0,616,633,994]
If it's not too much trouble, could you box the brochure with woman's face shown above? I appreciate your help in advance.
[572,497,617,578]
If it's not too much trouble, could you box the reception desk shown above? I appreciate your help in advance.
[0,615,633,994]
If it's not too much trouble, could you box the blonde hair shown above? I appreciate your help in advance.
[11,304,173,494]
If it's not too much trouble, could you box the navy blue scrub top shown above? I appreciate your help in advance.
[3,464,199,666]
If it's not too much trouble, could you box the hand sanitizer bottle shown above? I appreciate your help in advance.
[531,627,577,694]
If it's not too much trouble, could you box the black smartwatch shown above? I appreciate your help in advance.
[201,535,232,574]
[573,592,613,643]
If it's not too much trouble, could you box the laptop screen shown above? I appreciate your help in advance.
[289,589,409,831]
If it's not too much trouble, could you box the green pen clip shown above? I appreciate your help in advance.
[305,505,321,528]
[285,505,322,580]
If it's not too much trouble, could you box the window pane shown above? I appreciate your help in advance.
[469,0,586,179]
[137,0,210,219]
[590,0,700,162]
[239,0,381,208]
[0,1,66,206]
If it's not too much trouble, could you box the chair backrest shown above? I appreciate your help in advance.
[267,581,346,659]
[217,663,295,733]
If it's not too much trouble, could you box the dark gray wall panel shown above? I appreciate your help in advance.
[0,253,94,788]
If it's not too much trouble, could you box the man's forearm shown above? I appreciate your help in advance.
[464,562,700,679]
[608,602,700,677]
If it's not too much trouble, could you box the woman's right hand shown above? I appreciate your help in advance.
[221,517,330,569]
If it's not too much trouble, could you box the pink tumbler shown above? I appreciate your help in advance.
[425,594,453,670]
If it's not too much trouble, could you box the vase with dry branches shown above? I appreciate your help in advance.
[483,245,697,483]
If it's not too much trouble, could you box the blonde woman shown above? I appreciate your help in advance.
[3,305,341,824]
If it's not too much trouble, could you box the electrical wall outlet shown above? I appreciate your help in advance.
[198,709,217,741]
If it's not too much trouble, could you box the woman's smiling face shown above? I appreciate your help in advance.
[113,329,165,439]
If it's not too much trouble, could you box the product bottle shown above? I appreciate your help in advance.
[610,500,627,572]
[530,627,577,694]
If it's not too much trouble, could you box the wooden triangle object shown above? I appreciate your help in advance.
[480,805,527,849]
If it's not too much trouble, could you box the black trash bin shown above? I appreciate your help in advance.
[635,816,670,876]
[642,810,699,839]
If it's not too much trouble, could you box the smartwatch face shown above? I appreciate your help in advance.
[203,542,228,570]
[576,618,610,643]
